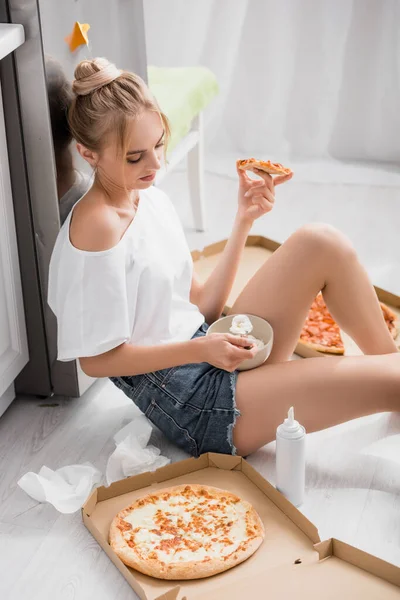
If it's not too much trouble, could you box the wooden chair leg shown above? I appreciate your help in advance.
[187,113,206,232]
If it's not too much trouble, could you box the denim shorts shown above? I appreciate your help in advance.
[110,323,240,457]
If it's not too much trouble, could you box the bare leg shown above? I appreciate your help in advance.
[230,224,397,362]
[234,352,400,456]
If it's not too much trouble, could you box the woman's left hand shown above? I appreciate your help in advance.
[236,161,293,225]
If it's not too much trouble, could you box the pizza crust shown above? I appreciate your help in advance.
[110,531,264,580]
[109,484,265,580]
[299,338,345,355]
[237,158,292,176]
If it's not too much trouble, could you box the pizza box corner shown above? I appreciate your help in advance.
[191,235,400,359]
[82,453,400,600]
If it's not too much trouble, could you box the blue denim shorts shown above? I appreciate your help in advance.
[110,323,240,457]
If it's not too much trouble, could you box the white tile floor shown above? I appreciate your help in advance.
[1,161,400,599]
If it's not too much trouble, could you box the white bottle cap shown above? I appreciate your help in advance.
[277,406,305,439]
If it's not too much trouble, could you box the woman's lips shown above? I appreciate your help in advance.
[140,173,156,182]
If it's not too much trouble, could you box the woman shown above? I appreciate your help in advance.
[48,58,400,458]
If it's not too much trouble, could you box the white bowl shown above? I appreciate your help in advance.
[206,314,274,371]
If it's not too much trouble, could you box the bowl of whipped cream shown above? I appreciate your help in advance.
[206,313,274,371]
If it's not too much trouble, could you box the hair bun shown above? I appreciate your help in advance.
[72,57,122,96]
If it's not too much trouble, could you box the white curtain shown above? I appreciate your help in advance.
[144,0,400,163]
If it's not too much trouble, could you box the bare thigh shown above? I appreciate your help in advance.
[233,352,400,456]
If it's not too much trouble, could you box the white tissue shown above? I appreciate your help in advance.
[17,463,101,514]
[17,415,170,512]
[105,415,170,486]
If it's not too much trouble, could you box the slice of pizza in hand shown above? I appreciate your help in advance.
[299,293,345,355]
[109,484,265,580]
[237,157,292,176]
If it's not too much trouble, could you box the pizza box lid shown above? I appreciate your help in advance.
[81,453,400,599]
[191,235,400,358]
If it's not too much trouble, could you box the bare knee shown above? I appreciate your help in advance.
[292,223,357,263]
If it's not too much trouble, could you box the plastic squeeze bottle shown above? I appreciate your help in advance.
[276,406,306,507]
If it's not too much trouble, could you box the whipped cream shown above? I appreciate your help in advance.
[230,314,253,336]
[229,315,265,351]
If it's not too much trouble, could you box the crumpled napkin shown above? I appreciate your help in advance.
[105,415,170,486]
[17,463,102,513]
[17,415,170,512]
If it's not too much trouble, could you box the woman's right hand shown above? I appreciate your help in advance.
[195,333,259,372]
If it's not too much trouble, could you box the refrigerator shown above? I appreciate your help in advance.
[1,0,148,398]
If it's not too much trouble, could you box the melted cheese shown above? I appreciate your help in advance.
[122,490,253,564]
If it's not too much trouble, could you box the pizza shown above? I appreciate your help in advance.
[109,484,264,580]
[299,293,344,354]
[237,158,292,176]
[300,294,398,355]
[380,301,398,339]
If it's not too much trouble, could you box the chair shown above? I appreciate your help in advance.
[148,66,219,232]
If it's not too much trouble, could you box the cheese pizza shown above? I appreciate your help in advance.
[109,484,264,580]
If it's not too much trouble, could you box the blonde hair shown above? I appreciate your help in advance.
[68,57,170,161]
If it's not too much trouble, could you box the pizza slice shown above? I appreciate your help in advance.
[300,295,398,356]
[237,158,292,176]
[299,293,345,355]
[380,301,398,339]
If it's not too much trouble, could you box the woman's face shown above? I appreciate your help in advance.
[95,110,165,192]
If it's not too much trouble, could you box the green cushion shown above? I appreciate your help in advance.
[148,66,219,153]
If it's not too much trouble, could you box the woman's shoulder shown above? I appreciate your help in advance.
[69,193,122,253]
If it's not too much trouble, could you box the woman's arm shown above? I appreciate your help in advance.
[193,164,293,324]
[80,339,201,378]
[80,333,258,378]
[192,215,252,324]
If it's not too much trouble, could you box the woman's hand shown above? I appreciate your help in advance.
[195,333,258,372]
[236,161,293,225]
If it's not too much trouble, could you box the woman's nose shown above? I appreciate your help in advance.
[147,149,161,171]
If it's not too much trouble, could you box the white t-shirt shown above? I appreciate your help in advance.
[48,186,205,361]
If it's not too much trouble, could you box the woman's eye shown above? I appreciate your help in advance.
[127,155,141,164]
[127,141,164,164]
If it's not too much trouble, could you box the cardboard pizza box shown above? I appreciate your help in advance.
[191,235,400,359]
[82,454,400,600]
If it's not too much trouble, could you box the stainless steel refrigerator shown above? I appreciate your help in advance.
[1,0,147,397]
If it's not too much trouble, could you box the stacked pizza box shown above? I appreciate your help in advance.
[83,453,400,600]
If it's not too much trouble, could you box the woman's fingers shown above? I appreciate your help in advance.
[236,345,259,360]
[245,186,275,205]
[274,171,293,186]
[225,333,254,347]
[244,180,265,196]
[236,161,253,183]
[252,168,274,191]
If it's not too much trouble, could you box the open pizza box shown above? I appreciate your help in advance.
[191,235,400,358]
[82,453,400,599]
